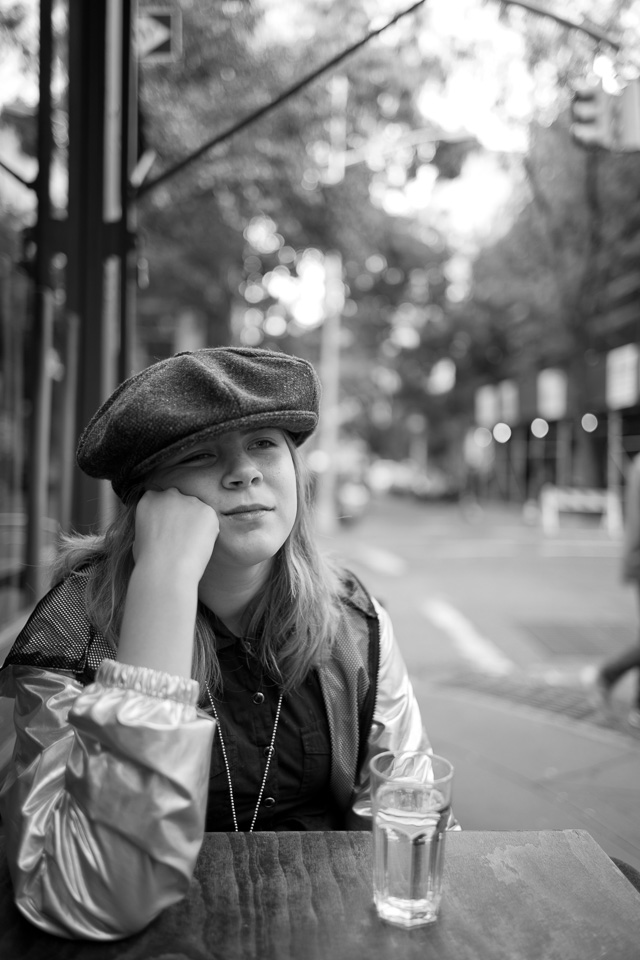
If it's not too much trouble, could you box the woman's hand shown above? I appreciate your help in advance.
[118,489,218,678]
[132,487,219,583]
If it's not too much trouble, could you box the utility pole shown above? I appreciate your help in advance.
[314,252,344,536]
[67,0,110,532]
[24,0,54,601]
[323,75,349,185]
[119,0,139,383]
[67,0,136,533]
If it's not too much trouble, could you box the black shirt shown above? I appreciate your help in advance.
[201,612,340,832]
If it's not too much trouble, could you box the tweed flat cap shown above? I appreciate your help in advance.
[77,347,321,498]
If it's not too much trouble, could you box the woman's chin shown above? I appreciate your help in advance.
[207,542,279,574]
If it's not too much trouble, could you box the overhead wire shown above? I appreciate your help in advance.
[137,0,431,197]
[136,0,622,199]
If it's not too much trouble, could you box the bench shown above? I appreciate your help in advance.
[539,484,623,535]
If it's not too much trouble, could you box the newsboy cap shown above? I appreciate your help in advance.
[77,347,321,498]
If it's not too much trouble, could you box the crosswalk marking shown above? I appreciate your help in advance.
[353,545,407,576]
[421,598,513,674]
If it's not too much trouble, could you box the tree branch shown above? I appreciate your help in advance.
[137,0,429,198]
[0,155,34,189]
[137,0,621,199]
[499,0,621,51]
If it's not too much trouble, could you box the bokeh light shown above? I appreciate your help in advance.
[264,314,287,337]
[473,427,493,448]
[493,422,512,443]
[531,418,549,439]
[581,413,598,433]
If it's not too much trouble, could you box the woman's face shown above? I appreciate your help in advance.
[147,427,298,572]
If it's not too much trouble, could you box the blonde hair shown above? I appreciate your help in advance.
[50,439,345,696]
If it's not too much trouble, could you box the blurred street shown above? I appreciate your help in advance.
[320,493,640,871]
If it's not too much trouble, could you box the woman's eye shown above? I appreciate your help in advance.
[182,451,215,463]
[250,438,276,449]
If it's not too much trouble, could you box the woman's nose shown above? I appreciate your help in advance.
[222,452,263,487]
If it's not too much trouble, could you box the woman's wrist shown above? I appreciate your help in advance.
[131,552,204,587]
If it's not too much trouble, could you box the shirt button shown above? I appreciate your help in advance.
[263,797,275,808]
[263,745,274,758]
[253,692,265,704]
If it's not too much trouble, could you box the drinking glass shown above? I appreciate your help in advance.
[370,751,454,928]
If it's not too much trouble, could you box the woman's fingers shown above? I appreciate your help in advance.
[132,488,219,577]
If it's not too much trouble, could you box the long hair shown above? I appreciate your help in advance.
[50,438,345,696]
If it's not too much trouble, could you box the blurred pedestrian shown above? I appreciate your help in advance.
[0,347,452,941]
[593,452,640,728]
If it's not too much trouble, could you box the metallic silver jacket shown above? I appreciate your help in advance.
[0,601,427,940]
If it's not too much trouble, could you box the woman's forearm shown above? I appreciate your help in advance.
[117,559,199,678]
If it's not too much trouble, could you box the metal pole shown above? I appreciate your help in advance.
[25,290,55,598]
[67,0,112,533]
[314,252,343,536]
[120,0,138,381]
[25,0,54,601]
[510,427,526,502]
[59,311,79,533]
[11,273,24,511]
[606,409,624,536]
[0,257,10,506]
[556,420,573,487]
[98,0,126,530]
[0,258,22,618]
[607,410,624,495]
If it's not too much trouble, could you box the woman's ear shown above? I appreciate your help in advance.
[122,479,149,507]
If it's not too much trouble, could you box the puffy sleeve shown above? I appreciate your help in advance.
[349,599,459,830]
[0,659,215,940]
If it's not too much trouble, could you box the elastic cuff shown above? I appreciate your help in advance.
[96,658,200,706]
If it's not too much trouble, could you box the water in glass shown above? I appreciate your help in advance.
[373,783,449,928]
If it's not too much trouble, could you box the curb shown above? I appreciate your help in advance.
[438,669,640,744]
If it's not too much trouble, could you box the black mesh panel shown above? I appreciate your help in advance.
[1,570,115,685]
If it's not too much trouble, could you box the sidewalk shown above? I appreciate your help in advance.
[416,671,640,872]
[323,496,640,874]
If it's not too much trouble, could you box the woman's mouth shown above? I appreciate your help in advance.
[223,505,273,520]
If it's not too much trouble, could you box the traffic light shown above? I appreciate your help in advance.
[571,78,640,152]
[619,79,640,151]
[571,80,615,148]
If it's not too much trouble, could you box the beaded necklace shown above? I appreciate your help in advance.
[204,681,283,833]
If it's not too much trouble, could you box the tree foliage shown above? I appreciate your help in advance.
[135,0,456,451]
[4,0,640,463]
[134,0,640,460]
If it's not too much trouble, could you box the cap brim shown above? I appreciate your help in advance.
[113,410,317,496]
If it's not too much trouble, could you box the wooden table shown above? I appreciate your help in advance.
[1,830,639,959]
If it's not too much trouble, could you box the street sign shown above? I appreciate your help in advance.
[475,384,499,428]
[537,368,567,421]
[606,343,639,410]
[135,7,182,62]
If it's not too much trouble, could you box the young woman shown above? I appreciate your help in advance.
[0,347,442,941]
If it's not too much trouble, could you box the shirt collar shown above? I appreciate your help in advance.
[202,606,255,651]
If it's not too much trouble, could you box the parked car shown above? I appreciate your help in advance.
[368,459,459,502]
[411,468,460,502]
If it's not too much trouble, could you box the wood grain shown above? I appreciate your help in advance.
[1,830,639,959]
